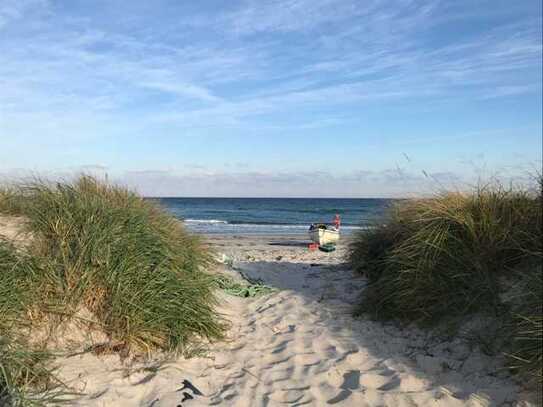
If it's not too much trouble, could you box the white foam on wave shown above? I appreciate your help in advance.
[183,220,368,232]
[184,219,229,224]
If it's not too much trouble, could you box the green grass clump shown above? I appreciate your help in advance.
[0,240,66,406]
[350,185,541,321]
[349,182,542,382]
[508,268,542,384]
[348,208,408,283]
[1,239,31,404]
[14,176,224,354]
[0,188,25,216]
[0,336,67,407]
[0,240,31,329]
[0,176,226,403]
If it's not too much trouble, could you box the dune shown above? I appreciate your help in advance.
[0,217,537,406]
[37,234,535,407]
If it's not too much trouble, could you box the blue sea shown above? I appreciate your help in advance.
[152,198,393,235]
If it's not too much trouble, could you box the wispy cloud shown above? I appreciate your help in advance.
[226,0,369,34]
[0,0,540,196]
[1,0,540,132]
[0,0,47,29]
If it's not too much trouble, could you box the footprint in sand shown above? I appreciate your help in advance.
[398,374,432,392]
[269,388,307,404]
[359,371,399,390]
[294,353,322,366]
[318,370,363,405]
[262,353,293,367]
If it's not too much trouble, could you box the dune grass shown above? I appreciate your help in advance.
[0,188,25,216]
[348,182,542,382]
[0,240,67,406]
[508,268,542,384]
[0,176,226,404]
[0,335,67,407]
[1,238,32,405]
[18,176,224,353]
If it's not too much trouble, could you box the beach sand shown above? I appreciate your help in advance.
[0,220,537,406]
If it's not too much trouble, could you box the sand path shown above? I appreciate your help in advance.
[52,236,535,406]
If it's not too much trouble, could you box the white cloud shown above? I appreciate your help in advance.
[226,0,366,34]
[0,0,48,29]
[0,0,540,138]
[138,81,222,103]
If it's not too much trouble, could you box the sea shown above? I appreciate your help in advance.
[152,198,394,235]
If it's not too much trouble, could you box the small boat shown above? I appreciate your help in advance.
[308,215,341,246]
[309,225,340,245]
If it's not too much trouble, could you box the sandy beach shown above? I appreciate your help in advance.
[2,2,542,405]
[0,229,524,407]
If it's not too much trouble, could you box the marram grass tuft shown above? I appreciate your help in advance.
[0,187,25,216]
[0,240,68,406]
[349,185,541,322]
[508,267,542,385]
[14,176,225,354]
[0,176,226,404]
[348,181,542,383]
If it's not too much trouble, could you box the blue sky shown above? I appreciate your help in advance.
[0,0,541,197]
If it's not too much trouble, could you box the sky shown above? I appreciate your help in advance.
[0,0,541,197]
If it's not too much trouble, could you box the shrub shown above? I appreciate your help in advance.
[350,185,541,322]
[348,205,409,283]
[0,176,226,403]
[349,183,542,382]
[1,176,225,355]
[27,177,223,354]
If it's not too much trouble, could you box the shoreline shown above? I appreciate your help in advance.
[185,226,364,237]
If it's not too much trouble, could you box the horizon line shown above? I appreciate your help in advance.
[143,196,404,199]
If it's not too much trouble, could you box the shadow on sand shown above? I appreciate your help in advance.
[232,260,534,407]
[267,240,310,248]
